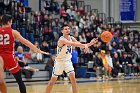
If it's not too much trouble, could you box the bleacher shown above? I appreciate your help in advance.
[5,63,50,82]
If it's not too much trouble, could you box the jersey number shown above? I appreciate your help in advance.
[66,46,71,54]
[0,34,10,45]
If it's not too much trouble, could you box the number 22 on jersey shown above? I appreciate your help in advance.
[0,34,10,45]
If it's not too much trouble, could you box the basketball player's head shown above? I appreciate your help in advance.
[61,24,70,35]
[1,14,13,27]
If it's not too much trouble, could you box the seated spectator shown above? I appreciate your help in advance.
[127,53,138,76]
[40,41,50,59]
[94,52,104,79]
[53,0,60,14]
[136,48,140,72]
[29,41,43,63]
[60,6,67,21]
[71,47,78,77]
[15,46,39,78]
[44,0,50,12]
[112,52,123,77]
[105,51,113,78]
[100,50,112,79]
[119,52,129,76]
[45,55,56,80]
[79,32,87,43]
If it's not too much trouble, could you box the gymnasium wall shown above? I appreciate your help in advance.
[28,0,39,11]
[136,0,140,21]
[28,0,140,22]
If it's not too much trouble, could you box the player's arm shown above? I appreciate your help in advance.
[71,37,98,47]
[58,38,88,49]
[0,56,5,83]
[71,37,91,47]
[22,56,27,64]
[12,30,48,55]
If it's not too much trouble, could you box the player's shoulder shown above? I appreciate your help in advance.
[12,29,20,34]
[70,36,75,39]
[58,36,65,41]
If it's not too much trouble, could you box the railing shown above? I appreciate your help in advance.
[84,5,91,13]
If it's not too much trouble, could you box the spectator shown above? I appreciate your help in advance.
[62,0,69,11]
[105,51,113,78]
[79,32,87,43]
[44,0,50,13]
[66,6,76,21]
[123,36,129,52]
[71,47,78,77]
[45,55,55,80]
[94,52,104,79]
[127,53,137,76]
[29,41,43,63]
[15,46,39,78]
[119,52,129,76]
[60,6,67,21]
[74,11,81,25]
[53,0,60,14]
[40,41,50,59]
[100,50,112,79]
[112,52,123,77]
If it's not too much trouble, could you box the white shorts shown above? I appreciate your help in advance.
[52,60,74,77]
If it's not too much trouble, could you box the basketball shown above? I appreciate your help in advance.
[101,31,113,42]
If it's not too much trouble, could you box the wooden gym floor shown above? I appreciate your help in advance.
[7,77,140,93]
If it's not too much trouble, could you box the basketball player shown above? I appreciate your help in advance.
[0,14,48,93]
[46,24,98,93]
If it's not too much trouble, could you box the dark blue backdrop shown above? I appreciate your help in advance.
[16,0,28,7]
[120,0,136,21]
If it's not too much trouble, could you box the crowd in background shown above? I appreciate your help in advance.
[0,0,140,79]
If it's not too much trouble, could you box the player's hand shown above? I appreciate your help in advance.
[37,50,50,55]
[84,48,90,54]
[84,44,88,49]
[90,38,98,45]
[84,44,90,53]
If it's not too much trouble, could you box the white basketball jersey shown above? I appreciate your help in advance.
[55,36,72,62]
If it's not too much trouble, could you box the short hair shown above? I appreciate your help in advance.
[61,24,69,30]
[1,14,13,25]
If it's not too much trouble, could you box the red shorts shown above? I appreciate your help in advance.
[0,54,20,74]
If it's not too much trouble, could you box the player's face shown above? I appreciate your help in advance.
[62,26,70,35]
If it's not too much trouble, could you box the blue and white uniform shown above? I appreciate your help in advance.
[52,36,74,76]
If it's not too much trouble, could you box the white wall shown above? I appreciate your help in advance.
[28,0,140,22]
[136,0,140,21]
[110,0,120,21]
[83,0,103,13]
[28,0,39,11]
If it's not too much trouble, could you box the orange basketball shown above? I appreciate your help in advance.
[101,31,112,42]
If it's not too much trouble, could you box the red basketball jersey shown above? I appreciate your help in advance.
[0,27,14,54]
[0,27,20,73]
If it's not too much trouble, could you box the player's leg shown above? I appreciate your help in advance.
[65,61,78,93]
[4,54,26,93]
[68,71,78,93]
[46,76,58,93]
[46,62,63,93]
[0,56,7,93]
[12,70,26,93]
